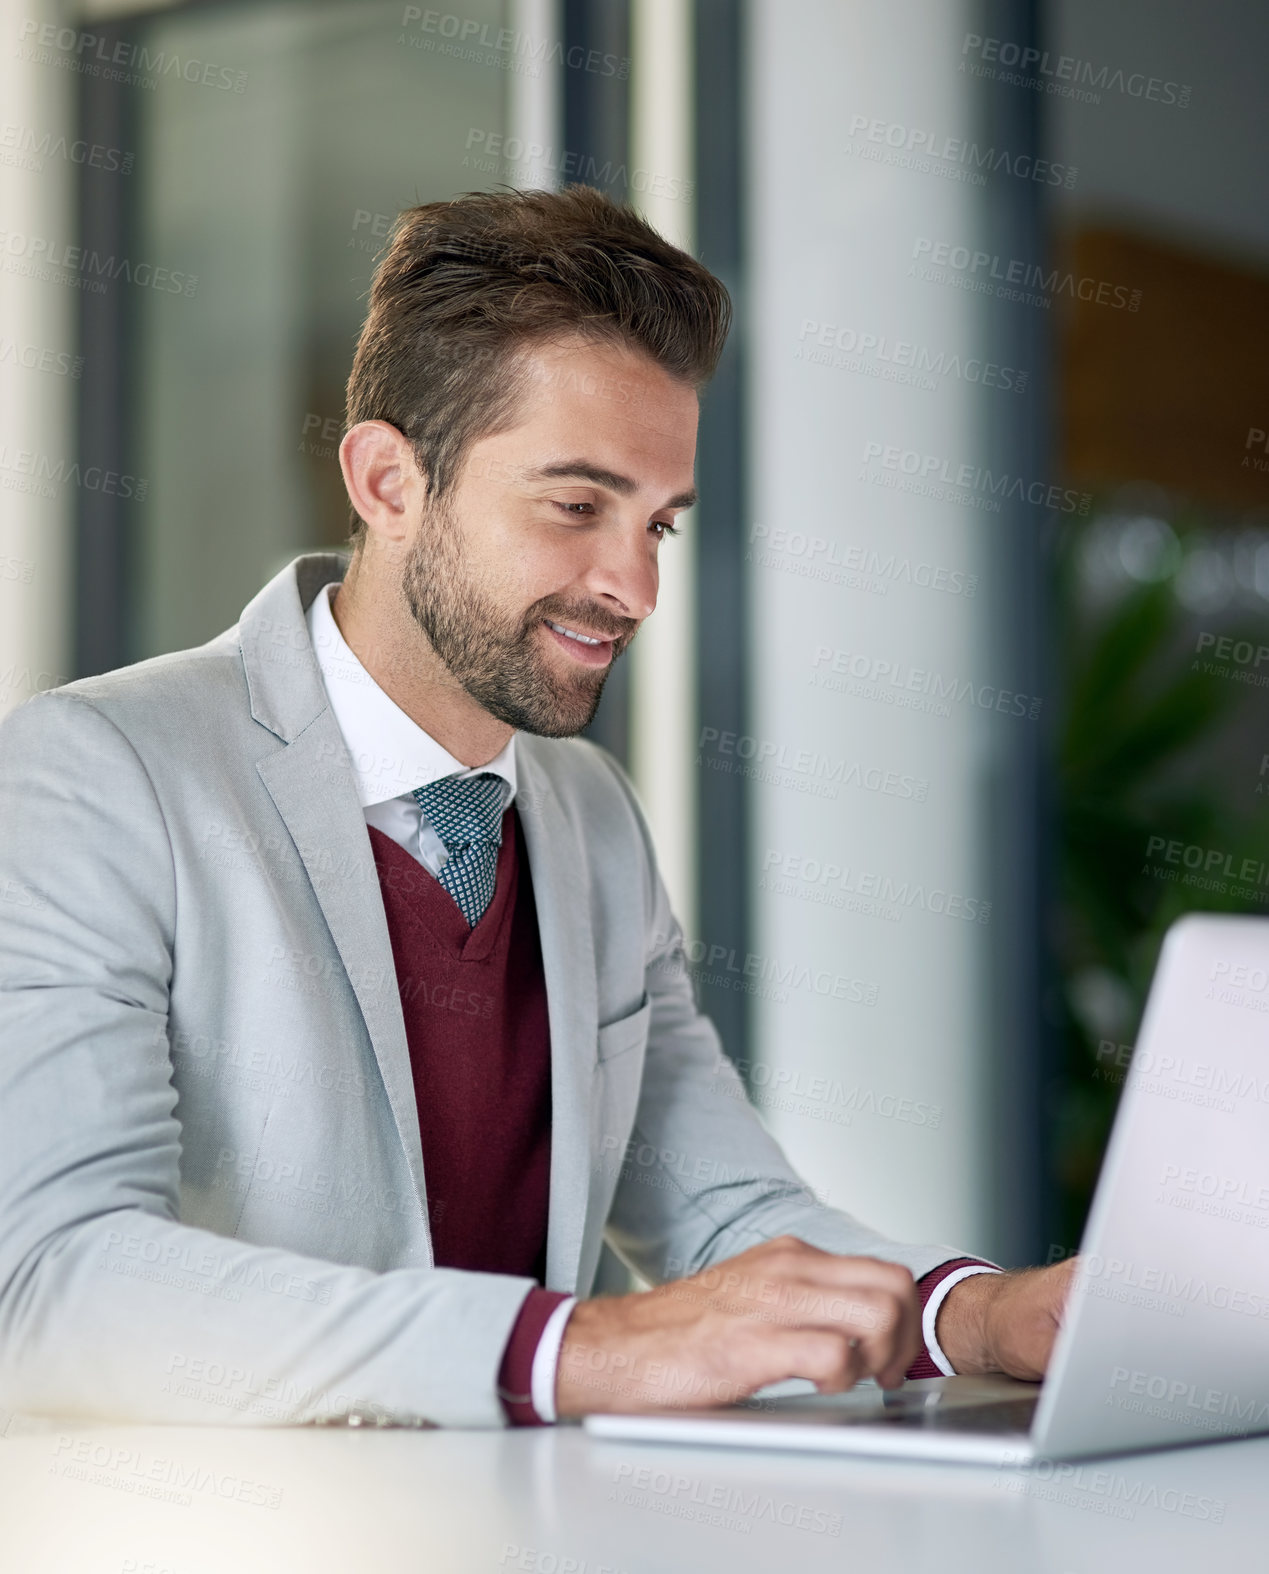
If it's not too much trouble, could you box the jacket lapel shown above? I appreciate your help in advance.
[515,741,599,1294]
[240,555,430,1251]
[254,724,429,1241]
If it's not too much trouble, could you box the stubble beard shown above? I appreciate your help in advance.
[400,496,631,738]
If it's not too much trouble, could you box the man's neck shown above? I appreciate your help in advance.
[329,577,514,769]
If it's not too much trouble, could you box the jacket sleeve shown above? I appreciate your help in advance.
[0,692,535,1428]
[591,747,976,1288]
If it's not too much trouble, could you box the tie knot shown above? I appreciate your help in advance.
[411,772,507,851]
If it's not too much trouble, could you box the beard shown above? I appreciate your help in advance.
[400,496,637,738]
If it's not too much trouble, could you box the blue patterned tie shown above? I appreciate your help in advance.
[411,772,508,928]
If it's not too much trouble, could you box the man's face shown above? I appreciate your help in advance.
[400,333,699,737]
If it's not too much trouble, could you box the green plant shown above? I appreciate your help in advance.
[1052,519,1269,1245]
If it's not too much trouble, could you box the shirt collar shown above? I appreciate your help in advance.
[306,580,517,811]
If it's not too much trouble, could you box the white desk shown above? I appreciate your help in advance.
[2,1412,1263,1572]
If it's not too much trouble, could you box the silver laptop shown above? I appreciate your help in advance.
[586,914,1269,1464]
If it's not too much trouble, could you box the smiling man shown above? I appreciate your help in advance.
[0,187,1072,1428]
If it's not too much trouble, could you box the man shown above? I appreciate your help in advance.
[0,187,1071,1429]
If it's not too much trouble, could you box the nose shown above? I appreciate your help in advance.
[582,518,659,625]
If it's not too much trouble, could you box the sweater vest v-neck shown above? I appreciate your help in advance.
[368,808,552,1282]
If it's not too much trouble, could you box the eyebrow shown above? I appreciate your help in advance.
[528,460,697,512]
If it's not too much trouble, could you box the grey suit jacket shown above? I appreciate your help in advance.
[0,553,965,1427]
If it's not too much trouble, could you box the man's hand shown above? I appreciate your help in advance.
[554,1236,922,1418]
[934,1258,1079,1380]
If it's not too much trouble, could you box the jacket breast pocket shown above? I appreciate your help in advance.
[596,995,652,1063]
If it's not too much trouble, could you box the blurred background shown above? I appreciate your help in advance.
[2,0,1266,1270]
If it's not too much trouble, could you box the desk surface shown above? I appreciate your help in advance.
[1,1411,1262,1572]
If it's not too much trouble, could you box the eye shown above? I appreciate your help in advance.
[554,501,594,516]
[651,520,681,540]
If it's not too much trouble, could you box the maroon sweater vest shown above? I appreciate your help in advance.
[368,809,553,1284]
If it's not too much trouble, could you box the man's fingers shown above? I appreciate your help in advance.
[756,1239,917,1305]
[714,1265,913,1353]
[690,1243,923,1388]
[749,1325,870,1396]
[730,1279,919,1388]
[817,1280,919,1381]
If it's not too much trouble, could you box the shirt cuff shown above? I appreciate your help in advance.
[496,1288,574,1426]
[906,1258,1001,1380]
[530,1296,577,1423]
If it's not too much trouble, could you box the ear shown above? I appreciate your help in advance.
[338,421,427,548]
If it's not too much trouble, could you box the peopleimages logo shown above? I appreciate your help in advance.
[961,33,1191,109]
[1158,1162,1269,1213]
[994,1460,1224,1522]
[747,523,978,597]
[401,7,630,78]
[1144,834,1269,891]
[846,114,1077,188]
[1081,1257,1269,1320]
[0,447,146,501]
[1245,427,1269,475]
[697,726,929,804]
[1094,1036,1269,1110]
[811,645,1042,720]
[761,848,990,925]
[0,336,82,378]
[652,932,879,1008]
[17,18,247,93]
[608,1460,843,1537]
[0,123,133,174]
[1192,631,1269,689]
[1110,1366,1269,1428]
[796,318,1027,393]
[860,440,1090,516]
[719,1057,942,1131]
[0,228,197,296]
[463,129,692,202]
[910,236,1141,313]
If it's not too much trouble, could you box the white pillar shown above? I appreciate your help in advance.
[507,0,562,191]
[746,0,999,1252]
[627,0,698,939]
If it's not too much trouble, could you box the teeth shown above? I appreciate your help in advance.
[547,619,604,646]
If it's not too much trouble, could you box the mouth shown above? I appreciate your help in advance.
[542,617,616,667]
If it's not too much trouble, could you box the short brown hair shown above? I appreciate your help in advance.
[342,185,731,543]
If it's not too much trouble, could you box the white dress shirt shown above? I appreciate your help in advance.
[305,581,575,1421]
